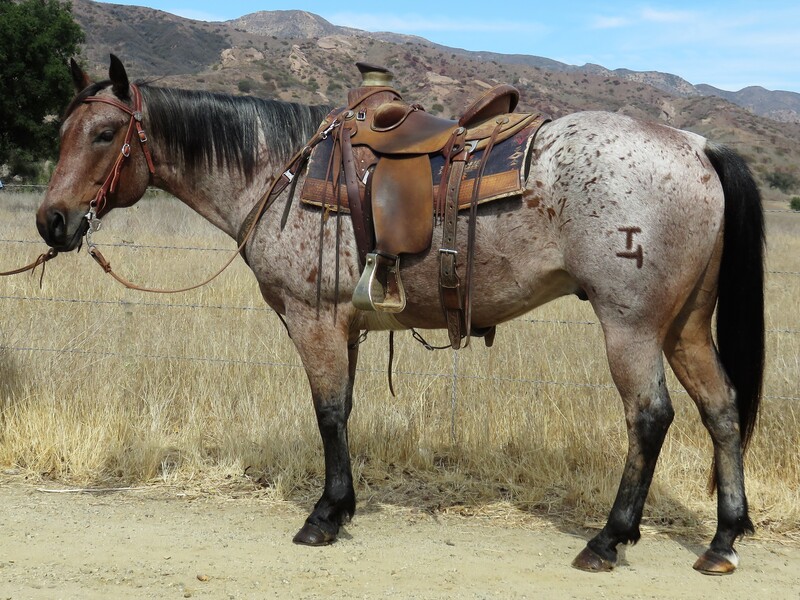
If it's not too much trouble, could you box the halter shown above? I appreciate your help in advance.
[82,84,156,222]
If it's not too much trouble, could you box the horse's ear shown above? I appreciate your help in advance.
[108,54,130,99]
[70,58,91,92]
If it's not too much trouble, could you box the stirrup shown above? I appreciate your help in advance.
[352,252,406,312]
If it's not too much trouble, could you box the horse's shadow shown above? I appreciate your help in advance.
[274,440,714,560]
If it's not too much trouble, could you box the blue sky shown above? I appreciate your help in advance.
[97,1,800,93]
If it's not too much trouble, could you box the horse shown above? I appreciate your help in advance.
[37,55,764,575]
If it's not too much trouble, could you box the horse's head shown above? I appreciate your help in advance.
[37,55,154,251]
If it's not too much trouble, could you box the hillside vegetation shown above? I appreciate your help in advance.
[69,0,800,206]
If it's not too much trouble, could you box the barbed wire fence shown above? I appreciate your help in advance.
[1,185,798,444]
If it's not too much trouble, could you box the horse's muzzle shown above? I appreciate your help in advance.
[36,205,88,252]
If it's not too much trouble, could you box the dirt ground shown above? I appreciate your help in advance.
[0,482,798,600]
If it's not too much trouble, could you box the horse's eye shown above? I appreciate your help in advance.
[94,130,116,144]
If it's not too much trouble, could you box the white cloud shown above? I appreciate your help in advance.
[640,8,696,23]
[167,8,227,22]
[324,11,541,34]
[590,16,631,29]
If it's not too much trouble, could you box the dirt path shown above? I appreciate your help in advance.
[0,482,797,599]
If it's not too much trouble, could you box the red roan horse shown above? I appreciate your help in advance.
[37,56,764,574]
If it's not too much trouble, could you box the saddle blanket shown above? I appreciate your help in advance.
[299,115,547,213]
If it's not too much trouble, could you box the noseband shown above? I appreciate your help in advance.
[82,84,156,216]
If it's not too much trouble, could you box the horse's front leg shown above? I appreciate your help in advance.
[285,303,360,546]
[573,330,674,571]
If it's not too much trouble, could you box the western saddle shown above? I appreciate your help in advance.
[298,63,548,348]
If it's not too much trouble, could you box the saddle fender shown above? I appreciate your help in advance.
[371,155,433,256]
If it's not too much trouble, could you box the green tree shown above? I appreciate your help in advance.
[237,79,254,94]
[764,170,799,193]
[0,0,85,172]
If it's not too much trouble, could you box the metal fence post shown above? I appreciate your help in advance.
[450,349,459,445]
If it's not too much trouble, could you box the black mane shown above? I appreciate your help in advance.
[140,85,331,181]
[66,81,331,182]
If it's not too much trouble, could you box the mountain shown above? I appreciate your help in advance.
[228,10,358,38]
[73,1,800,122]
[68,0,800,204]
[696,85,800,123]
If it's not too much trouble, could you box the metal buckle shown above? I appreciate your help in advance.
[121,143,131,157]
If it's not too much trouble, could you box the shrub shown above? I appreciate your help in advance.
[765,170,799,193]
[790,197,800,211]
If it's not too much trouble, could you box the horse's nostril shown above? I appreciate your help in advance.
[47,210,66,243]
[36,208,67,245]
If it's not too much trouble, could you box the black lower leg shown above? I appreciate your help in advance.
[304,400,356,537]
[588,400,674,563]
[708,434,754,553]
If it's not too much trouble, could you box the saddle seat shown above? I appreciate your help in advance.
[348,83,523,155]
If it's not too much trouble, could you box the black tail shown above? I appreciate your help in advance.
[705,143,765,454]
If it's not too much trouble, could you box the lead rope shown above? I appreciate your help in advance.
[0,248,59,284]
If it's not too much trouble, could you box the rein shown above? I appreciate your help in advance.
[0,248,59,284]
[83,85,340,294]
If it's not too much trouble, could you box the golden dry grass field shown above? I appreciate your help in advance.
[0,188,797,544]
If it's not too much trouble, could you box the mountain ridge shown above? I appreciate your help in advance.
[225,8,800,122]
[68,0,800,202]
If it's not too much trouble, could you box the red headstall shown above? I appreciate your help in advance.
[82,83,156,214]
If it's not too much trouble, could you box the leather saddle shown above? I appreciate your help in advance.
[299,63,548,348]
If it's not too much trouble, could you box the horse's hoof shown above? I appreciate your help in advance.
[292,522,336,546]
[572,546,616,572]
[693,548,738,575]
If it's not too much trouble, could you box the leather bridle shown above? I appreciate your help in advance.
[82,83,155,216]
[78,84,330,294]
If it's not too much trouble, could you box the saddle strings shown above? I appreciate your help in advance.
[463,122,503,347]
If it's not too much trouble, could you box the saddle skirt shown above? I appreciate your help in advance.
[300,112,547,215]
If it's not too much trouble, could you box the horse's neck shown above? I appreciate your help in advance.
[151,145,281,241]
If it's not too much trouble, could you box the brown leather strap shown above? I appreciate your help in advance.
[0,248,58,282]
[340,125,373,268]
[89,244,244,294]
[84,84,155,215]
[463,122,502,347]
[388,330,396,397]
[94,139,319,294]
[438,127,468,349]
[238,148,311,257]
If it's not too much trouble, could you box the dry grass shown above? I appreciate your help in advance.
[0,190,797,541]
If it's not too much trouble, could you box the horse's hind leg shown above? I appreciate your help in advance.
[284,301,359,546]
[573,326,674,571]
[664,288,753,574]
